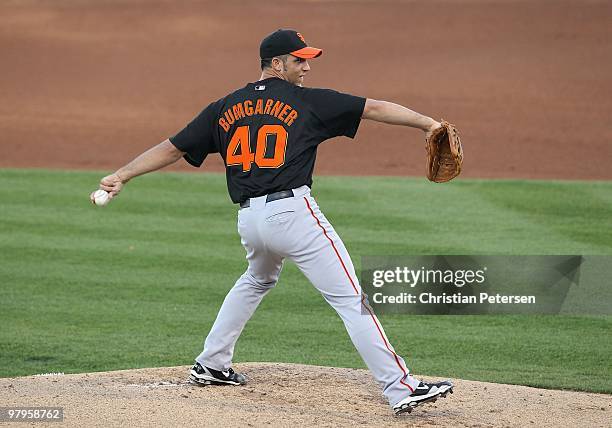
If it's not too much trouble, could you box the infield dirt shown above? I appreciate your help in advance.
[1,363,610,427]
[1,0,611,180]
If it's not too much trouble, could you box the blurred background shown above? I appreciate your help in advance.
[1,0,611,179]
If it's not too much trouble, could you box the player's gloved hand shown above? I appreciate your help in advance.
[425,119,463,183]
[97,172,126,199]
[424,120,442,142]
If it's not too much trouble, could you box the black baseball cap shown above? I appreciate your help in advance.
[260,29,323,59]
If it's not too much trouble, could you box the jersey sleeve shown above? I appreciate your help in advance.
[169,102,220,167]
[301,88,366,140]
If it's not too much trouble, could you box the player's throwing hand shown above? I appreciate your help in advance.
[97,173,125,199]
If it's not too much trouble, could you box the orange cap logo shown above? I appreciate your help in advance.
[296,32,306,43]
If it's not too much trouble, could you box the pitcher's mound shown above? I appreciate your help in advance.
[1,363,609,427]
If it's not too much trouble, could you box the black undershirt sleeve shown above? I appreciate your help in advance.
[169,102,219,167]
[301,88,366,140]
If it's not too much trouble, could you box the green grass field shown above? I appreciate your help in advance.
[1,169,610,393]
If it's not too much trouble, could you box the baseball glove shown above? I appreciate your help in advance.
[425,120,463,183]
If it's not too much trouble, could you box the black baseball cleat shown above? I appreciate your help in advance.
[189,362,247,386]
[393,380,454,415]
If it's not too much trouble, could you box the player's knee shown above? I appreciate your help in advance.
[242,271,278,290]
[322,292,363,309]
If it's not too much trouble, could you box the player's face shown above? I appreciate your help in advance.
[282,55,311,86]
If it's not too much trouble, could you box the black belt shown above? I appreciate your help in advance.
[240,190,294,208]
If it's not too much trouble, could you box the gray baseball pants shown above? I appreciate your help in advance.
[195,185,419,406]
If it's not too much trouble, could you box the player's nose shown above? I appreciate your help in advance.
[302,60,310,72]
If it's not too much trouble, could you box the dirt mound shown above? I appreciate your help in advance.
[1,363,609,427]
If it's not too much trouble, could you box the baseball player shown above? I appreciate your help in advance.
[94,29,453,415]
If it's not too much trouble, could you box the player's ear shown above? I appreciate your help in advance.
[271,57,284,72]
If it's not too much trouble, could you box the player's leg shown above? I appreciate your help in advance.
[265,192,420,407]
[194,204,283,372]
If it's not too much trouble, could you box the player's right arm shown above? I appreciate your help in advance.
[97,139,185,198]
[362,99,441,140]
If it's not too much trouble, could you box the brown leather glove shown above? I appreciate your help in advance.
[426,120,463,183]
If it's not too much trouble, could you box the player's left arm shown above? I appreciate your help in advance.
[362,99,441,140]
[98,139,185,198]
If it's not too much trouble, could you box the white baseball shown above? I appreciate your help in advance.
[91,189,110,206]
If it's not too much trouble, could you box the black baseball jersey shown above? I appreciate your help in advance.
[169,77,366,203]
